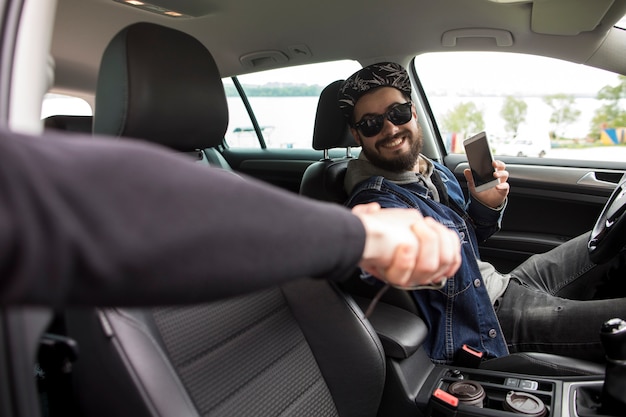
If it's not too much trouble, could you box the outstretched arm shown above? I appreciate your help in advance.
[0,129,460,307]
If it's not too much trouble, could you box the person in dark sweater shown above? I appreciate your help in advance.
[0,127,460,307]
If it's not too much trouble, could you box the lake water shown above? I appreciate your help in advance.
[226,96,319,149]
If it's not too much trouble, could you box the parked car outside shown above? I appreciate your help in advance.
[493,130,553,158]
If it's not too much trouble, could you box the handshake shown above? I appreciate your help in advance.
[353,203,461,290]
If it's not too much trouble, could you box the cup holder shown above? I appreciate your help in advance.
[438,370,555,416]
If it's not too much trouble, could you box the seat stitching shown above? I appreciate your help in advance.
[173,303,289,369]
[275,377,332,417]
[204,338,309,414]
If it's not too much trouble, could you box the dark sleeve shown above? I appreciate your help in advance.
[435,163,503,243]
[0,129,365,307]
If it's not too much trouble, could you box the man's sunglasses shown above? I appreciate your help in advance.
[354,101,413,137]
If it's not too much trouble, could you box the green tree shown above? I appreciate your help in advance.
[542,94,580,139]
[500,96,527,138]
[441,102,485,136]
[589,75,626,140]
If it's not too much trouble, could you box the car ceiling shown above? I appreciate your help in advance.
[51,0,626,97]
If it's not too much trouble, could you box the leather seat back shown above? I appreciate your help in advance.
[93,22,231,169]
[300,80,359,203]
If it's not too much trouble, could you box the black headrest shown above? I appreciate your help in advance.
[312,80,359,151]
[93,22,227,152]
[44,115,93,133]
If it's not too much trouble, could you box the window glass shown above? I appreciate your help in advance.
[41,93,92,118]
[224,60,361,149]
[414,52,626,162]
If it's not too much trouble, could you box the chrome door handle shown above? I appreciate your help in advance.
[577,172,620,189]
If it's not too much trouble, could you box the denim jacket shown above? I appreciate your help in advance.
[344,157,509,364]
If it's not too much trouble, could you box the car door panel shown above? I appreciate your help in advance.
[222,148,320,193]
[444,154,625,272]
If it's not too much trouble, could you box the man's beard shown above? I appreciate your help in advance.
[361,129,422,172]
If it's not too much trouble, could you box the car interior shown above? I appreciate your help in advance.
[3,0,626,417]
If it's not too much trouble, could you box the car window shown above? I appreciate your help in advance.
[41,93,92,118]
[223,60,361,149]
[413,52,626,162]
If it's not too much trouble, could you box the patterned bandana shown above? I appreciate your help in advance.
[337,62,412,123]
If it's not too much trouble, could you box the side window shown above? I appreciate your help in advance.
[41,93,92,118]
[414,52,626,162]
[223,60,361,149]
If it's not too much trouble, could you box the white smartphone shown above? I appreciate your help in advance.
[463,132,498,193]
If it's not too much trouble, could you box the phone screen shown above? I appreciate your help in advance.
[463,132,497,191]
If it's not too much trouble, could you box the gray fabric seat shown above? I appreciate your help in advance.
[66,280,386,417]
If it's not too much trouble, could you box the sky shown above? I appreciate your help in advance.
[225,52,622,97]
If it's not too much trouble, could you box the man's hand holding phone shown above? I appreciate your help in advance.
[463,132,510,208]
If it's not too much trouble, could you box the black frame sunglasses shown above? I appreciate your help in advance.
[354,101,413,137]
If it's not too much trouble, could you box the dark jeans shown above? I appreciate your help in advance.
[495,232,626,363]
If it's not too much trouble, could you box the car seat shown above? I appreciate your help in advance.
[66,280,386,417]
[299,80,359,203]
[61,22,387,417]
[92,22,231,169]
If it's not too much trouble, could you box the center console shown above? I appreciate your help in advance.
[356,297,623,417]
[378,345,604,417]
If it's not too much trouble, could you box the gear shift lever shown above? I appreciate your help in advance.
[600,318,626,414]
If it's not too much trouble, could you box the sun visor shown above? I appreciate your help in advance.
[531,0,615,35]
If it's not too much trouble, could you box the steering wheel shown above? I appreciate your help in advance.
[588,177,626,264]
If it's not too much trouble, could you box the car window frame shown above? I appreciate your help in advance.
[223,60,362,152]
[228,76,268,149]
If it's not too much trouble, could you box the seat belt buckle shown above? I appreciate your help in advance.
[426,388,458,417]
[454,344,484,368]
